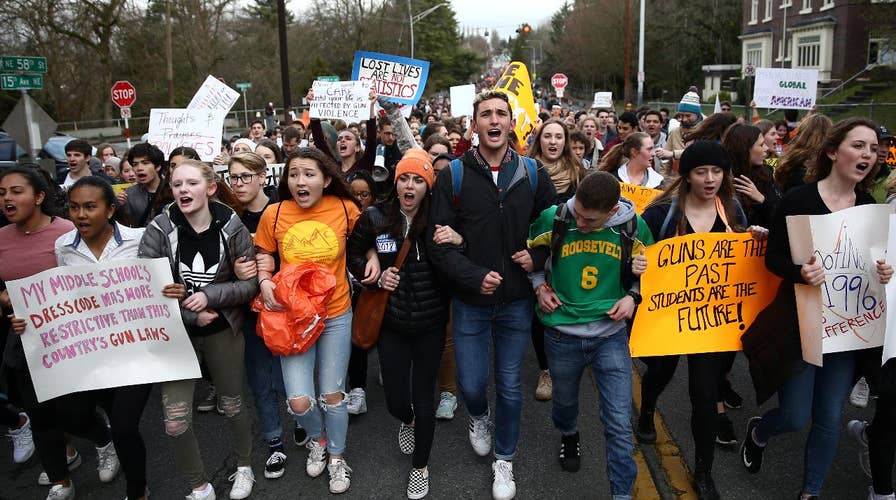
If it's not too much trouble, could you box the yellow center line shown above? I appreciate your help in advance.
[631,365,697,500]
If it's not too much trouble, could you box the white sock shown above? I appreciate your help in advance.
[193,483,213,497]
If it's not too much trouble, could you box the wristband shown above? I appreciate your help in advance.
[259,277,272,285]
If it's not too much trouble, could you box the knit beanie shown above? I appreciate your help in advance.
[395,148,435,189]
[678,141,731,177]
[678,91,702,116]
[232,138,256,153]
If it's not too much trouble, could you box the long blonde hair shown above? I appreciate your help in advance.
[526,118,585,190]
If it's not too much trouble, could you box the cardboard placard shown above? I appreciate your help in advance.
[593,92,613,109]
[187,75,240,114]
[351,51,430,105]
[309,80,370,122]
[449,84,476,119]
[754,67,819,110]
[619,183,662,215]
[494,61,539,150]
[147,109,224,162]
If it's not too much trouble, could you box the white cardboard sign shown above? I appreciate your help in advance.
[147,108,224,162]
[309,80,370,122]
[187,75,240,114]
[449,84,476,119]
[8,258,200,402]
[754,67,819,110]
[593,92,613,109]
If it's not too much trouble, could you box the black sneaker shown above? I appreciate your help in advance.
[293,423,309,447]
[715,414,738,445]
[558,432,580,472]
[636,409,656,444]
[722,381,743,409]
[264,450,286,479]
[692,471,720,500]
[740,416,765,474]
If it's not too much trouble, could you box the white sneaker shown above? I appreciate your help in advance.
[228,466,255,499]
[398,422,415,454]
[851,377,870,408]
[8,412,35,463]
[185,484,216,500]
[264,450,287,479]
[492,460,516,500]
[468,413,493,457]
[46,483,75,500]
[868,486,896,500]
[38,450,82,485]
[346,388,367,415]
[848,420,872,478]
[97,441,121,482]
[327,458,352,494]
[305,439,328,478]
[435,392,457,420]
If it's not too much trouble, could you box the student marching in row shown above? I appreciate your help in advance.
[2,87,895,500]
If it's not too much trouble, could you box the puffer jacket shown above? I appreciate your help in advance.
[138,201,259,335]
[347,204,448,332]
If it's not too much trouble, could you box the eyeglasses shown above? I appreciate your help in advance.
[352,191,372,199]
[227,173,259,185]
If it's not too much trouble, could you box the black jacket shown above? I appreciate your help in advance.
[347,204,448,331]
[426,147,556,305]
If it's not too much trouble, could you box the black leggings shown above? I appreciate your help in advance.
[95,384,153,499]
[869,358,896,495]
[378,324,445,469]
[0,400,20,427]
[640,352,728,473]
[11,366,111,483]
[348,344,369,390]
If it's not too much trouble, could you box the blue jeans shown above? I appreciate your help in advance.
[544,327,636,499]
[280,310,352,455]
[453,297,532,461]
[243,311,295,442]
[755,350,855,495]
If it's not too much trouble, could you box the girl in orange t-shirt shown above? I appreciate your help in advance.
[254,147,361,494]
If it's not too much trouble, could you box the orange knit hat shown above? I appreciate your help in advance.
[394,148,435,189]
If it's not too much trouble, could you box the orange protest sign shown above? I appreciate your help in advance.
[619,183,662,214]
[111,183,134,195]
[630,232,781,357]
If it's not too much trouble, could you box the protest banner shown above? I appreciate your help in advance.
[593,92,613,109]
[494,61,538,150]
[187,75,240,114]
[753,67,819,110]
[886,214,896,364]
[7,258,200,402]
[787,204,890,366]
[630,232,781,357]
[619,183,661,214]
[147,108,224,162]
[450,84,476,118]
[215,162,284,190]
[111,183,134,196]
[351,51,429,106]
[887,144,896,168]
[309,80,370,122]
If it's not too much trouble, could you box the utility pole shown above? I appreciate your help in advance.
[637,0,645,106]
[166,0,173,106]
[276,0,291,124]
[624,0,632,105]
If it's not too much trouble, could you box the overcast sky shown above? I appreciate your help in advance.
[450,0,564,38]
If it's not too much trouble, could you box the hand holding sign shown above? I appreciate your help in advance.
[801,255,825,286]
[877,259,893,284]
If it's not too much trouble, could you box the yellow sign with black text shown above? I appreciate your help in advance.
[494,61,538,151]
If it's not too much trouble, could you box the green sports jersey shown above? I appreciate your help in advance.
[527,203,654,328]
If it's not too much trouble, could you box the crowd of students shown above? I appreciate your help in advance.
[1,85,895,500]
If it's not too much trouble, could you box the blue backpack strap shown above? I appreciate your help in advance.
[520,156,538,194]
[449,159,463,207]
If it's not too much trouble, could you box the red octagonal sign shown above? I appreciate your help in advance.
[111,80,136,108]
[551,73,568,90]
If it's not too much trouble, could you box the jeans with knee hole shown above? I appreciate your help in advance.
[281,310,352,456]
[452,297,532,461]
[755,351,855,495]
[161,328,253,489]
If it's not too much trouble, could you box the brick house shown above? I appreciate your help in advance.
[739,0,896,83]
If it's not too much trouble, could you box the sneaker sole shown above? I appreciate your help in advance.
[715,437,738,445]
[38,454,82,485]
[408,487,429,500]
[264,469,285,479]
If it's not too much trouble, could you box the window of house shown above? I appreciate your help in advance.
[796,34,821,67]
[800,0,812,12]
[746,42,763,66]
[764,0,774,20]
[821,0,834,8]
[750,0,759,23]
[869,38,895,65]
[781,0,793,7]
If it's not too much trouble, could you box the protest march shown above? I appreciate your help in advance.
[2,4,896,500]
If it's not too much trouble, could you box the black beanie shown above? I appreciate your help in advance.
[678,141,731,177]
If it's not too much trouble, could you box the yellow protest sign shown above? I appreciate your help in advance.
[494,61,538,151]
[630,232,781,357]
[112,183,135,195]
[619,183,662,214]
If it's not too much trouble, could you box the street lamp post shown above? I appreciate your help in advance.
[408,1,448,58]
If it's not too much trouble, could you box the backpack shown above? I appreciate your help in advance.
[545,202,639,291]
[449,155,538,207]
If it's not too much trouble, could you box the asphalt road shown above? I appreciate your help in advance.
[0,348,880,499]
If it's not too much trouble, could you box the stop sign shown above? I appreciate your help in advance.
[110,81,136,108]
[551,73,568,90]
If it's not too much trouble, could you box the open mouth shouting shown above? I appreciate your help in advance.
[3,203,17,218]
[294,189,310,204]
[178,195,195,210]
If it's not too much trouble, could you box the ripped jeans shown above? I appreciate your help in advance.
[161,328,253,488]
[280,310,352,456]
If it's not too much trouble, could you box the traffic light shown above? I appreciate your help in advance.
[516,23,531,34]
